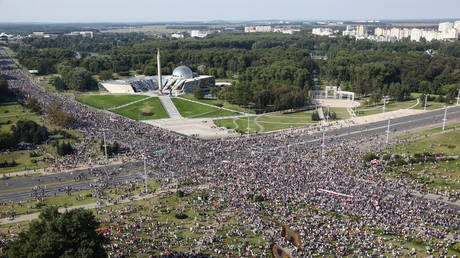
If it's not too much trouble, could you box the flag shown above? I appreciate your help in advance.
[270,243,290,258]
[281,225,301,247]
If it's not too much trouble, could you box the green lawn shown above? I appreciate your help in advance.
[171,98,236,118]
[76,94,148,110]
[112,97,168,120]
[0,150,50,174]
[391,130,460,156]
[180,94,224,106]
[355,99,418,116]
[214,109,321,134]
[0,102,43,133]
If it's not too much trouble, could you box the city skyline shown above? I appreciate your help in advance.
[0,0,459,23]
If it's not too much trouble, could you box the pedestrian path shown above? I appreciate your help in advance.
[176,96,242,114]
[107,95,154,111]
[159,96,182,119]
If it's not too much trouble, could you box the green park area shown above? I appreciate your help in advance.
[171,97,237,118]
[112,97,169,120]
[76,94,148,110]
[354,99,418,116]
[214,108,349,134]
[179,94,249,113]
[381,126,460,195]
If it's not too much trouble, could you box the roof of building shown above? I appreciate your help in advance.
[172,65,194,79]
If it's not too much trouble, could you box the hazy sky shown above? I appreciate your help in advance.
[0,0,459,23]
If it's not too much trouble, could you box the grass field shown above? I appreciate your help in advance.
[171,98,236,118]
[214,109,321,134]
[112,97,168,120]
[387,129,460,195]
[391,130,460,156]
[76,94,148,110]
[355,99,418,116]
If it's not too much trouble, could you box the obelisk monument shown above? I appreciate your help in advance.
[157,49,162,93]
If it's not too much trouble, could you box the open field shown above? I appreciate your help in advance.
[0,102,42,133]
[112,97,169,120]
[386,129,460,195]
[171,98,236,118]
[391,130,460,156]
[214,109,323,134]
[76,94,148,110]
[355,99,418,116]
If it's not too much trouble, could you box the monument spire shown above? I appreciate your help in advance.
[157,49,162,92]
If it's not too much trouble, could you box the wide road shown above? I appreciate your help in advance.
[1,105,459,203]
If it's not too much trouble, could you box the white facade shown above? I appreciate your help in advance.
[312,28,333,36]
[190,30,208,38]
[439,22,454,33]
[101,82,136,94]
[171,33,184,39]
[244,26,273,33]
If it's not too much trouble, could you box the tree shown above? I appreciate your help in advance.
[53,76,68,91]
[46,101,75,128]
[0,79,14,101]
[0,132,17,150]
[143,64,156,76]
[11,120,48,145]
[57,142,74,156]
[6,207,107,258]
[312,111,320,121]
[194,87,205,99]
[98,70,113,81]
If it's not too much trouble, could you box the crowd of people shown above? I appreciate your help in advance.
[1,48,459,256]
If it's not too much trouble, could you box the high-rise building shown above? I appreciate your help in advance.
[439,22,453,33]
[356,25,368,36]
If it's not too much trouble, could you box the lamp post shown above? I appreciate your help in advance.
[385,118,391,145]
[424,94,428,111]
[442,105,447,132]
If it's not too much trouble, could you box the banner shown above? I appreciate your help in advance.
[270,243,290,258]
[282,225,301,247]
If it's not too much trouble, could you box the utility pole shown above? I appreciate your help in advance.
[103,130,107,159]
[424,94,428,111]
[383,98,387,113]
[442,105,447,131]
[321,129,326,159]
[456,88,460,106]
[247,115,250,138]
[144,155,148,194]
[385,118,391,145]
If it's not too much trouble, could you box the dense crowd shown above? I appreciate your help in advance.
[1,48,459,256]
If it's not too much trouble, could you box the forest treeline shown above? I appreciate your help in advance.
[8,32,460,111]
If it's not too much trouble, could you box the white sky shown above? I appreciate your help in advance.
[0,0,459,23]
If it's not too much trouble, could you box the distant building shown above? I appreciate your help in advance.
[439,22,453,33]
[67,31,94,38]
[244,26,273,33]
[171,33,184,39]
[100,65,215,95]
[190,30,208,38]
[312,28,334,36]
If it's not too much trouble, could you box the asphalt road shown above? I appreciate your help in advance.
[1,106,459,203]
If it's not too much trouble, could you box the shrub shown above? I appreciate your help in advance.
[175,213,188,219]
[177,190,185,197]
[363,152,378,162]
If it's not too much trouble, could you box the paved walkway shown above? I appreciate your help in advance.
[159,96,182,119]
[175,96,242,115]
[107,95,154,111]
